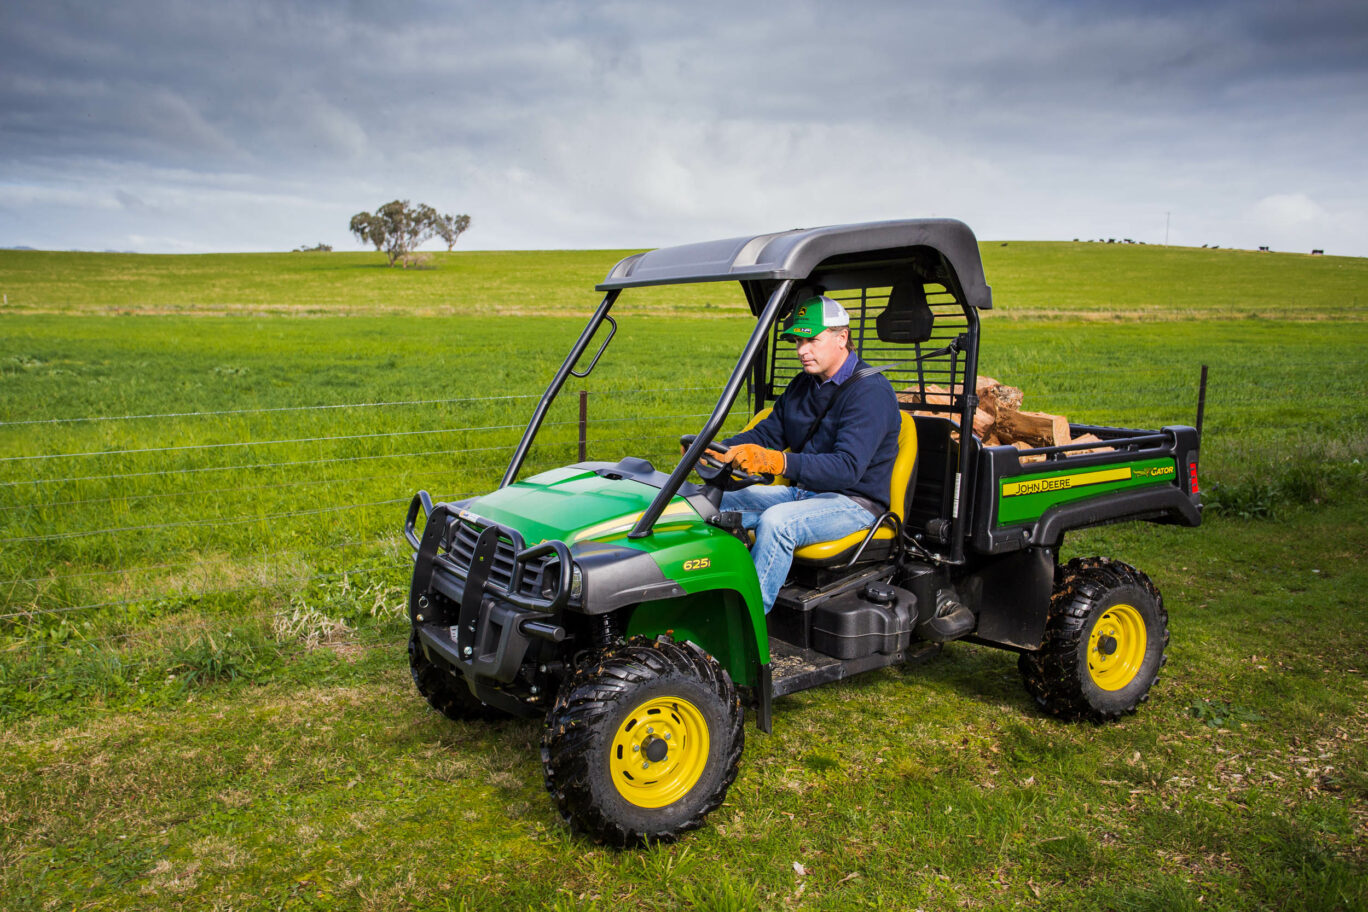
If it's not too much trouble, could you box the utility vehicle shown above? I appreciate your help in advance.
[403,219,1202,845]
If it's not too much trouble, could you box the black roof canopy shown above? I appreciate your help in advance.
[597,217,992,311]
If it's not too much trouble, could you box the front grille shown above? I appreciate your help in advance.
[447,519,555,600]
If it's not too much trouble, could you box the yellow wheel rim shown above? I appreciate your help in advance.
[1087,603,1148,691]
[608,696,710,809]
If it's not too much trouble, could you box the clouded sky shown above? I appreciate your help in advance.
[2,0,1365,255]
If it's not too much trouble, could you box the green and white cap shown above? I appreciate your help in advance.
[781,295,850,341]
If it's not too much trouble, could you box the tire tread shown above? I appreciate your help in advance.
[541,637,744,846]
[1019,557,1169,724]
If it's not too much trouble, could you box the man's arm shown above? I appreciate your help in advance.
[783,379,897,492]
[721,388,790,451]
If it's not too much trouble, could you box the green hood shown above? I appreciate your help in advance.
[461,465,700,546]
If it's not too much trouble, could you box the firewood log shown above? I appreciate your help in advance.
[972,407,994,439]
[1010,440,1046,464]
[985,383,1023,419]
[1067,432,1107,455]
[896,383,954,408]
[1000,409,1071,447]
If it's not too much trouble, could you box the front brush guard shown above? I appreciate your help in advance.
[406,492,571,689]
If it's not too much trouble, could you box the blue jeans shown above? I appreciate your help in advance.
[719,486,875,614]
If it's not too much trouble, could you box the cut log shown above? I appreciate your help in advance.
[1067,432,1107,456]
[980,382,1023,422]
[972,407,994,439]
[1010,440,1046,464]
[896,383,954,408]
[1000,409,1071,448]
[975,376,1002,420]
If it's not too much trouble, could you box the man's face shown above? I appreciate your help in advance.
[795,328,849,380]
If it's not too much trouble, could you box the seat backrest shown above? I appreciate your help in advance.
[740,408,919,520]
[887,411,919,520]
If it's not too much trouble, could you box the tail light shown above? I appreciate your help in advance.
[1188,461,1199,495]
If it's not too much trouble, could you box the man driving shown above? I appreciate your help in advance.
[712,295,902,614]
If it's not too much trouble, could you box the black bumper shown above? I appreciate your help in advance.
[407,496,570,718]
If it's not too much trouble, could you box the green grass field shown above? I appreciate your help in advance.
[1,243,1365,910]
[2,242,1365,318]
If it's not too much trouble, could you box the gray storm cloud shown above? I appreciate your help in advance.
[1,0,1365,254]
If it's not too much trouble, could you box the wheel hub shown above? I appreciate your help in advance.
[608,696,710,809]
[642,735,669,763]
[1087,603,1148,691]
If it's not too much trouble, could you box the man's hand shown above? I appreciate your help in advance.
[725,444,784,476]
[680,443,730,462]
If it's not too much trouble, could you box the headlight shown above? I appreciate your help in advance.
[570,565,583,600]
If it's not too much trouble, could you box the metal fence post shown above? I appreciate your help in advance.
[578,390,588,462]
[1196,364,1208,440]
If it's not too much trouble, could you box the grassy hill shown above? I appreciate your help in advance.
[1,242,1365,319]
[1,243,1365,911]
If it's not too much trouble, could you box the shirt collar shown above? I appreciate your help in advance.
[822,351,857,386]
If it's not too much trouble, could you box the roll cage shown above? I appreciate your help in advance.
[500,218,993,564]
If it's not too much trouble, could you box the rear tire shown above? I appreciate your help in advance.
[408,629,502,722]
[541,637,744,846]
[1019,558,1168,723]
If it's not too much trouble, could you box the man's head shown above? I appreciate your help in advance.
[782,295,851,379]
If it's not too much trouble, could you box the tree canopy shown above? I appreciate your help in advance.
[349,201,471,266]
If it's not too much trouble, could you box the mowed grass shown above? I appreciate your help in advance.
[2,241,1365,318]
[1,244,1366,910]
[2,506,1365,911]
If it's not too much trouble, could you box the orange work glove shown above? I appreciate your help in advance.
[726,444,785,476]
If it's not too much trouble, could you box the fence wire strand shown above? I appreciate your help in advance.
[0,533,414,589]
[0,498,411,545]
[0,566,389,622]
[5,365,1366,702]
[0,386,730,428]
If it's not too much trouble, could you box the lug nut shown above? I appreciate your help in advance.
[664,732,671,740]
[642,762,649,770]
[633,745,640,753]
[646,726,654,734]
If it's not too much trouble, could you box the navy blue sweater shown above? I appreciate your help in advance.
[724,356,901,509]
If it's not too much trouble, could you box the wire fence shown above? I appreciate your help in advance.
[2,364,1365,696]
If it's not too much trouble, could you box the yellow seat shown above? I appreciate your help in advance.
[737,408,919,564]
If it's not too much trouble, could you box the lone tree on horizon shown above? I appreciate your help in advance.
[436,213,471,252]
[349,200,471,266]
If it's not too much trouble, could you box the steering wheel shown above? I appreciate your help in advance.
[679,434,774,490]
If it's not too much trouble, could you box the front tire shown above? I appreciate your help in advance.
[1019,558,1169,723]
[408,629,502,722]
[541,637,744,846]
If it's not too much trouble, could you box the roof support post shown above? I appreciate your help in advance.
[949,304,982,564]
[501,290,620,488]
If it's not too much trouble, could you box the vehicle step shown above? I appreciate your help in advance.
[768,637,939,698]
